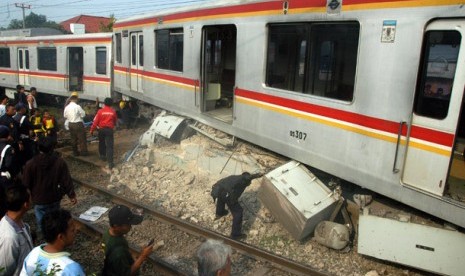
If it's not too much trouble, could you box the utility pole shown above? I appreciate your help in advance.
[15,3,31,29]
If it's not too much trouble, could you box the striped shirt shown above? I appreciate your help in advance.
[20,245,85,276]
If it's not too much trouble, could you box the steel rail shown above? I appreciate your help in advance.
[73,176,329,276]
[73,215,184,275]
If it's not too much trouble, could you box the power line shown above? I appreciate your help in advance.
[15,2,31,28]
[1,0,213,27]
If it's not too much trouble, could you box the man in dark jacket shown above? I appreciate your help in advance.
[13,103,34,167]
[212,172,262,240]
[14,85,27,107]
[0,104,22,153]
[0,125,19,218]
[22,136,77,232]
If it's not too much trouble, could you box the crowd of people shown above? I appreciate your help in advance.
[0,85,239,275]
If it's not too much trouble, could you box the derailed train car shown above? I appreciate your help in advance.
[0,32,113,101]
[112,0,465,230]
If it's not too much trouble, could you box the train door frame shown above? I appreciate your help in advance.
[200,25,236,123]
[130,32,143,93]
[67,47,83,92]
[17,48,30,86]
[402,19,465,198]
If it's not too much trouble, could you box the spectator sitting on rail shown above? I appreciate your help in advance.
[22,136,77,234]
[119,100,139,129]
[26,87,38,114]
[102,204,161,276]
[196,239,232,276]
[20,208,85,275]
[14,85,27,108]
[0,184,33,276]
[42,110,58,144]
[0,95,9,117]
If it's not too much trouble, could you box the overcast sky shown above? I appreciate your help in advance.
[0,0,211,28]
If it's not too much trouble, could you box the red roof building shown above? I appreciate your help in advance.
[60,15,112,33]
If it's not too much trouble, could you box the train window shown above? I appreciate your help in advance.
[115,33,122,63]
[266,22,359,101]
[19,50,23,68]
[139,35,144,66]
[25,50,29,69]
[0,48,11,68]
[37,48,57,71]
[96,47,107,75]
[155,28,183,71]
[131,35,137,66]
[414,31,461,119]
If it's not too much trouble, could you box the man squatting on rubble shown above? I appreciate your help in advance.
[90,97,117,170]
[196,239,232,276]
[211,172,263,240]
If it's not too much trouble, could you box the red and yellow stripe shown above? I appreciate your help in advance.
[114,0,462,29]
[83,76,111,85]
[113,64,454,156]
[114,66,198,90]
[235,88,454,156]
[0,37,111,47]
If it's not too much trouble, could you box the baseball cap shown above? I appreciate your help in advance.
[71,92,79,97]
[108,205,143,226]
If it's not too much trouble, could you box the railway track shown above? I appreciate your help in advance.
[66,154,328,276]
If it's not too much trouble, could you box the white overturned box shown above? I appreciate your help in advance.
[259,161,339,241]
[358,208,465,276]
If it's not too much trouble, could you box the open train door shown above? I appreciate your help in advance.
[17,48,30,86]
[130,32,143,93]
[200,25,236,124]
[402,19,465,197]
[67,47,83,91]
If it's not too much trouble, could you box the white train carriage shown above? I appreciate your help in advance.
[113,0,465,228]
[0,33,113,101]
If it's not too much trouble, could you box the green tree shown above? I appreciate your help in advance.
[7,12,64,31]
[99,14,115,32]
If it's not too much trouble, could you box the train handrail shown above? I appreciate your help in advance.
[392,121,406,173]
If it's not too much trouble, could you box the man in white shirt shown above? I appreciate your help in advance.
[0,185,34,276]
[26,87,38,114]
[0,95,9,117]
[63,95,88,156]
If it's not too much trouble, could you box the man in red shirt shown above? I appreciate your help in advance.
[90,98,117,170]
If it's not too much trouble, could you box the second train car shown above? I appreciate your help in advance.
[0,32,113,101]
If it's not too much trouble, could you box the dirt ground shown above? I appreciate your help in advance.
[54,113,437,276]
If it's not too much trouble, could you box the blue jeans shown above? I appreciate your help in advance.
[34,202,60,232]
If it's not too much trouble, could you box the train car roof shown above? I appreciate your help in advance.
[0,32,112,42]
[115,0,253,24]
